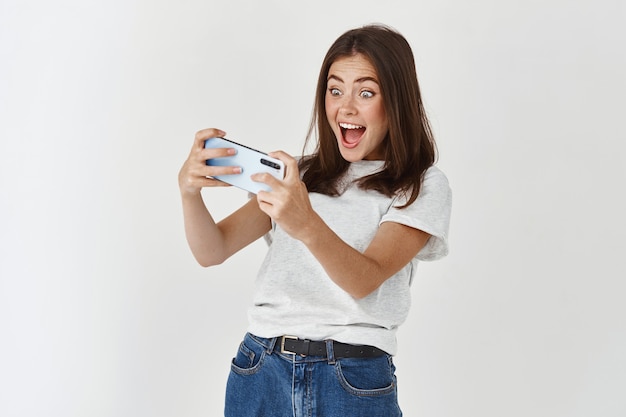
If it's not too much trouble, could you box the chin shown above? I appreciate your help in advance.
[338,147,365,163]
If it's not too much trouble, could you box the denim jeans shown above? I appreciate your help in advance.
[225,333,402,417]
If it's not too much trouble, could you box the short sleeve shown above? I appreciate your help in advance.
[380,166,452,261]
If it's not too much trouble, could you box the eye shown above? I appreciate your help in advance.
[360,90,374,99]
[328,87,342,96]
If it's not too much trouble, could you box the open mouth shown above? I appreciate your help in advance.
[339,122,366,148]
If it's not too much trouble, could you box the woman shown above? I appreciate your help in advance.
[179,24,451,417]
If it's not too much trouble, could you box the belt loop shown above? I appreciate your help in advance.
[266,337,278,355]
[325,340,336,365]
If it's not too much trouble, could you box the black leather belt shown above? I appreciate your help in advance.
[279,336,386,358]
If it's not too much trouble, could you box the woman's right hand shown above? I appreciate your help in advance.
[178,128,242,196]
[178,127,271,266]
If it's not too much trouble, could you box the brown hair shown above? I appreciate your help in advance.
[300,24,437,208]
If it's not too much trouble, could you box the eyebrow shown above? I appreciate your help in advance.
[327,74,379,84]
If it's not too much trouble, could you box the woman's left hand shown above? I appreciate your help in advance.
[251,151,320,243]
[252,151,432,299]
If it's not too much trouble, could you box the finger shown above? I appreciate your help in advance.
[256,189,270,203]
[193,128,227,149]
[199,146,236,162]
[206,178,232,187]
[267,150,299,181]
[196,177,232,187]
[182,176,232,191]
[198,165,242,177]
[250,172,282,189]
[255,191,275,215]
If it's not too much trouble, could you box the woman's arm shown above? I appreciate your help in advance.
[179,128,271,267]
[253,152,430,299]
[302,220,429,299]
[181,195,271,267]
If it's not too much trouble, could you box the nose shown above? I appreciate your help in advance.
[339,95,357,116]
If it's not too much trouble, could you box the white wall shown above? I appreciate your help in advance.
[1,0,624,416]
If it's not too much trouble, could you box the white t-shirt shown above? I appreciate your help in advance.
[247,160,452,355]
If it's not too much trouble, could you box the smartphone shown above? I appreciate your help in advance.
[204,137,285,194]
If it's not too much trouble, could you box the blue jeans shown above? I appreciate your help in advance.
[225,333,402,417]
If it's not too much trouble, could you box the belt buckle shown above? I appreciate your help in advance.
[280,336,298,355]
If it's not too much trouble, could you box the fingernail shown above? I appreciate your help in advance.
[227,148,237,155]
[234,167,242,174]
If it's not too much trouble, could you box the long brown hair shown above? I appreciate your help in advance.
[300,24,436,208]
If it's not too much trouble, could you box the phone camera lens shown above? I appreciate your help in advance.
[260,158,279,169]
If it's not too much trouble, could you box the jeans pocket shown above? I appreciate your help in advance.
[335,355,396,396]
[230,338,266,376]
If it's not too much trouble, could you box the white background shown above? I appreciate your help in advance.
[1,0,625,416]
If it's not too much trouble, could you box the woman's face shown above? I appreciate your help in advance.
[325,53,388,162]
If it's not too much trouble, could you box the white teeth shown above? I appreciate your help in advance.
[339,123,364,129]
